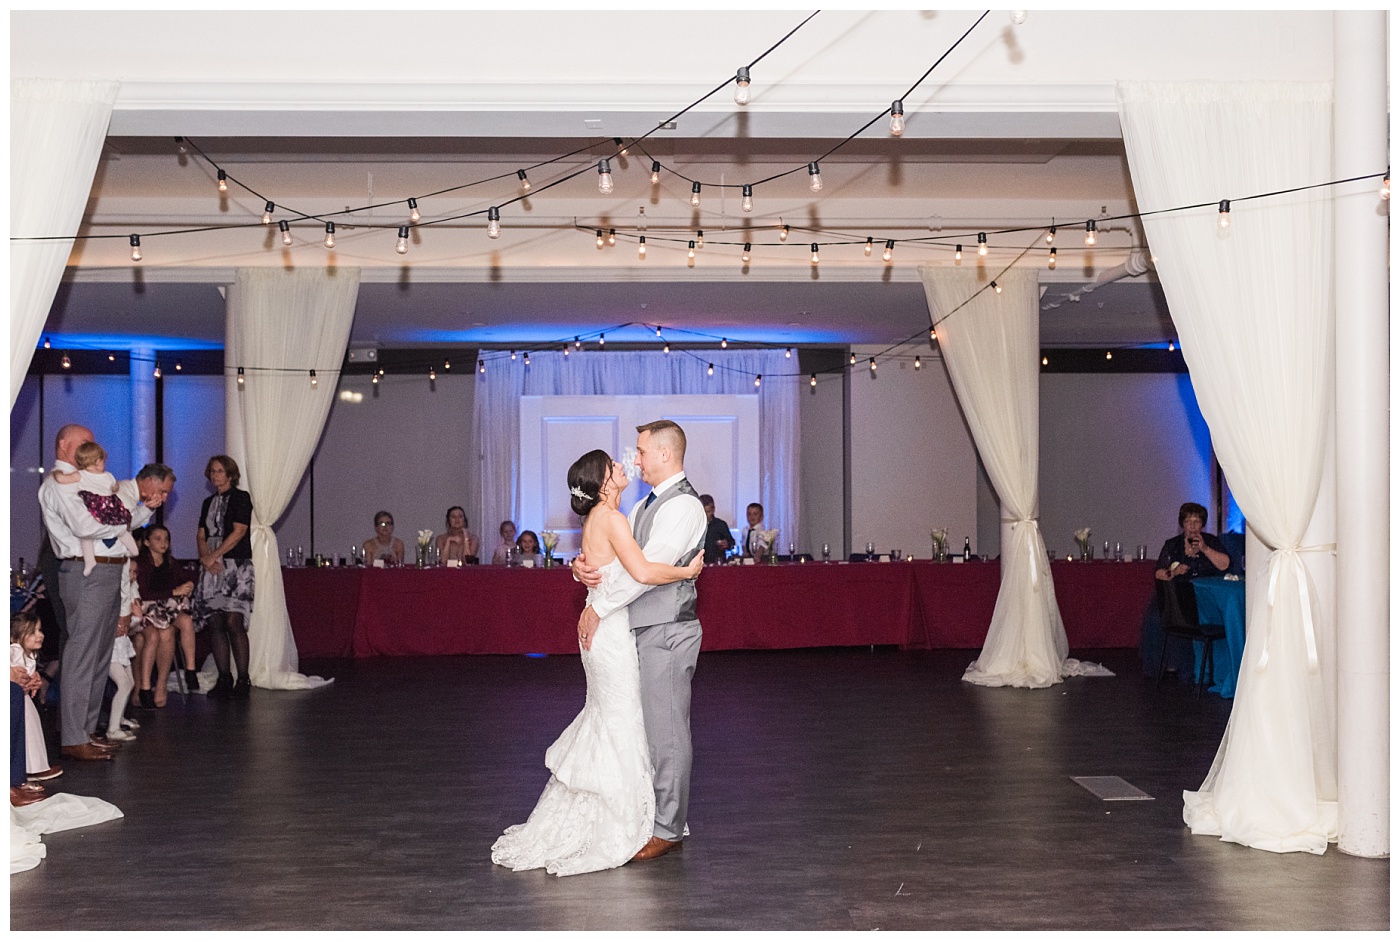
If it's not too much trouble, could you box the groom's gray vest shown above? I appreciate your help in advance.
[629,477,705,630]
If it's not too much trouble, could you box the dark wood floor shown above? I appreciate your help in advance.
[10,647,1388,930]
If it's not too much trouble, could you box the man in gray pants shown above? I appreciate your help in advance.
[574,420,707,861]
[38,424,172,760]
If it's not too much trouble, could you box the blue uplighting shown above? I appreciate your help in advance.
[38,333,222,352]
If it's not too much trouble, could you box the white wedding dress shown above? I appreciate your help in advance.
[491,558,655,876]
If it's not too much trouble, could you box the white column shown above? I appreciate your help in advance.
[1333,11,1389,858]
[129,345,156,473]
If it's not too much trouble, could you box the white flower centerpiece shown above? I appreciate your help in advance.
[931,528,949,561]
[758,528,780,564]
[1074,527,1092,561]
[416,529,434,568]
[541,530,559,567]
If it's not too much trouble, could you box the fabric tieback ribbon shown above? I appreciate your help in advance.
[1259,542,1335,673]
[1001,516,1042,587]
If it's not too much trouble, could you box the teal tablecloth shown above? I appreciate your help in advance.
[1192,576,1246,698]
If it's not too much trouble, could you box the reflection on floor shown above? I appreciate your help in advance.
[10,648,1388,930]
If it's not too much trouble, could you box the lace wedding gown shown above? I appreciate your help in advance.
[491,559,655,876]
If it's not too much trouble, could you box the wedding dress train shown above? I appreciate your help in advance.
[491,559,655,876]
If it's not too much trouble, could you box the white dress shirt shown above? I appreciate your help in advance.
[39,461,153,559]
[590,470,707,621]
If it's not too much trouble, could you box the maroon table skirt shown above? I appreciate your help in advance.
[283,559,1156,659]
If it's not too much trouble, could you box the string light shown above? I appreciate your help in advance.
[655,325,663,337]
[691,181,702,207]
[734,66,751,105]
[850,352,857,365]
[889,100,905,136]
[599,334,606,347]
[742,185,753,212]
[865,237,874,257]
[1042,355,1049,366]
[279,220,292,246]
[108,353,115,362]
[914,356,922,370]
[523,352,530,366]
[372,372,380,384]
[487,207,502,239]
[479,360,486,374]
[261,201,275,225]
[707,363,714,376]
[696,231,704,250]
[1217,199,1231,231]
[638,237,647,258]
[742,242,752,263]
[61,354,71,369]
[1105,351,1113,360]
[663,342,671,354]
[807,162,823,192]
[977,232,988,256]
[309,369,318,388]
[408,198,421,223]
[992,280,1002,294]
[1168,341,1176,351]
[324,222,336,250]
[596,229,605,248]
[216,169,227,193]
[563,345,570,357]
[176,137,187,155]
[755,374,762,388]
[175,361,182,372]
[43,337,50,349]
[574,337,582,350]
[784,347,792,359]
[510,350,517,360]
[810,373,817,388]
[429,366,437,381]
[444,359,451,371]
[597,159,614,194]
[517,169,531,193]
[650,161,661,185]
[129,235,141,262]
[1046,225,1056,245]
[607,228,616,246]
[396,226,410,254]
[930,328,937,341]
[779,224,789,242]
[237,367,245,388]
[613,137,629,158]
[810,243,820,265]
[1085,220,1097,246]
[883,240,894,263]
[954,244,963,262]
[688,240,697,260]
[869,358,877,373]
[1382,172,1391,200]
[721,338,728,349]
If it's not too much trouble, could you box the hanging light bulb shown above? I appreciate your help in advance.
[992,281,1002,294]
[696,230,704,250]
[977,232,988,256]
[742,242,752,263]
[1010,10,1028,25]
[279,220,292,246]
[487,207,501,239]
[523,352,530,366]
[914,356,922,370]
[707,363,715,376]
[563,345,570,357]
[1381,173,1391,200]
[869,358,877,374]
[1042,355,1049,366]
[663,342,671,354]
[108,353,115,362]
[807,162,823,192]
[1168,340,1176,351]
[257,201,274,226]
[129,235,142,262]
[865,237,874,257]
[237,367,245,388]
[613,137,629,157]
[607,228,616,247]
[153,362,161,379]
[599,334,605,347]
[517,169,531,193]
[216,169,228,193]
[810,243,820,265]
[309,369,318,388]
[688,240,696,260]
[372,372,380,385]
[810,373,817,388]
[754,374,762,388]
[597,159,614,194]
[1085,220,1097,246]
[779,224,789,242]
[574,337,582,350]
[784,348,792,359]
[1048,247,1057,269]
[954,244,963,262]
[1046,225,1056,245]
[429,366,437,381]
[510,350,517,361]
[324,222,336,250]
[655,325,663,337]
[175,136,187,154]
[850,352,857,365]
[408,198,421,223]
[596,229,605,248]
[889,99,905,136]
[43,337,50,349]
[396,226,410,254]
[742,185,754,213]
[883,240,895,263]
[61,354,71,369]
[175,361,183,372]
[638,236,647,258]
[1217,199,1231,231]
[691,181,702,207]
[478,360,486,374]
[650,161,661,185]
[721,338,728,349]
[930,327,937,341]
[1105,351,1113,361]
[734,66,751,105]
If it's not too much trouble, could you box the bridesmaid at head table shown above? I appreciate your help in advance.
[362,511,405,566]
[436,506,480,564]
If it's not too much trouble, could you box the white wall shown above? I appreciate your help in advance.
[848,345,979,559]
[798,356,846,557]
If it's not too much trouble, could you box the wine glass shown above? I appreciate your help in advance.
[821,543,830,563]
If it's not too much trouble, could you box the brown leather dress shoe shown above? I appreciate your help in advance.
[631,836,682,861]
[11,784,48,806]
[60,743,114,761]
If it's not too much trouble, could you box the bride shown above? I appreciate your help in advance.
[491,449,704,876]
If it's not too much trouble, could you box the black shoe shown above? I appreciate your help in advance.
[208,673,234,699]
[184,669,200,691]
[138,689,157,710]
[232,678,252,700]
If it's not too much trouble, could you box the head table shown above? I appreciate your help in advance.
[283,559,1157,659]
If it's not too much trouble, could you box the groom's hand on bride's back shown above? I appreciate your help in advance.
[571,551,604,589]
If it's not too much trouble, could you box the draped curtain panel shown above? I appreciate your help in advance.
[919,267,1110,689]
[1118,81,1337,854]
[10,78,119,408]
[470,350,799,554]
[225,267,360,690]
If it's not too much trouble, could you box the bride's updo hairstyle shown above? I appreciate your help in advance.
[568,449,612,517]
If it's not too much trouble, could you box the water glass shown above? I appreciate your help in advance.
[1136,544,1148,561]
[822,543,831,563]
[1114,542,1124,562]
[287,548,295,566]
[788,542,796,558]
[866,541,875,561]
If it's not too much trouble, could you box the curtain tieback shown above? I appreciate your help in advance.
[1000,517,1041,586]
[1260,543,1335,673]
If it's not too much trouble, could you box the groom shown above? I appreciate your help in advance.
[573,419,707,861]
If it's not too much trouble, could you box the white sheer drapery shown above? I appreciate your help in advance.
[470,350,799,551]
[225,268,360,690]
[1118,81,1337,853]
[10,78,119,408]
[920,267,1110,689]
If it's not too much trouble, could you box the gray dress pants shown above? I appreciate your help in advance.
[634,618,702,842]
[56,560,122,747]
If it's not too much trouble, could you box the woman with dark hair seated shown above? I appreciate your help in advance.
[135,524,198,708]
[1154,502,1231,582]
[435,506,480,564]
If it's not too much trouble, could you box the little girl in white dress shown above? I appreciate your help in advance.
[10,612,58,781]
[491,449,703,876]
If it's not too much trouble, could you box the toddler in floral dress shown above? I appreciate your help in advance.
[50,441,140,575]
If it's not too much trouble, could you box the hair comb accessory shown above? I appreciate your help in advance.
[570,486,588,499]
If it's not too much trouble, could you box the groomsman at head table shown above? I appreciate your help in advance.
[741,502,766,558]
[699,495,732,564]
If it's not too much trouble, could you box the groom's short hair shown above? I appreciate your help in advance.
[636,419,686,463]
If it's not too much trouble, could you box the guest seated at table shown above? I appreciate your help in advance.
[741,502,767,558]
[491,520,518,566]
[1154,502,1230,582]
[362,511,404,566]
[436,506,480,564]
[514,530,543,567]
[699,494,733,563]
